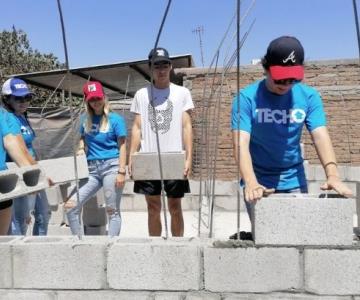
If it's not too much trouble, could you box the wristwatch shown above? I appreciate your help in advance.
[118,167,126,175]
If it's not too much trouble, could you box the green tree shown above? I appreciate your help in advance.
[0,27,81,107]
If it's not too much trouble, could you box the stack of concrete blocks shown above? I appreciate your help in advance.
[0,165,49,202]
[1,235,360,298]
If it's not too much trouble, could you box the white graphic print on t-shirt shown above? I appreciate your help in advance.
[148,100,173,134]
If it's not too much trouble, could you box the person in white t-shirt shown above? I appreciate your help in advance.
[129,47,194,237]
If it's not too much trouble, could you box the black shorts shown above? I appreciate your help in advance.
[0,199,13,210]
[134,180,190,198]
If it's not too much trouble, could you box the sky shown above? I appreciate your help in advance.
[0,0,358,69]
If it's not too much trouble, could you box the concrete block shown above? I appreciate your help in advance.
[44,185,62,207]
[0,238,14,288]
[132,194,147,210]
[254,196,355,246]
[314,165,326,181]
[123,181,134,194]
[185,292,221,300]
[7,155,89,184]
[0,165,49,202]
[131,151,185,180]
[57,291,151,300]
[223,293,351,299]
[357,182,360,233]
[84,225,106,235]
[154,292,183,300]
[120,195,133,211]
[46,224,71,235]
[13,237,107,289]
[204,247,301,292]
[83,207,107,226]
[304,162,315,181]
[0,290,56,300]
[47,205,65,225]
[39,155,88,184]
[107,241,201,290]
[346,166,360,181]
[304,249,360,295]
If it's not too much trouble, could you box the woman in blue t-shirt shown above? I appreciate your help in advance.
[65,81,127,237]
[2,78,50,236]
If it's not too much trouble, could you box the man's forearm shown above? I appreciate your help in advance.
[311,127,339,178]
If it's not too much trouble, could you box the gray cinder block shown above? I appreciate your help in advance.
[12,237,107,289]
[0,237,16,288]
[131,151,185,180]
[8,155,89,184]
[304,249,360,295]
[0,290,56,300]
[254,196,355,246]
[44,185,62,207]
[56,291,152,300]
[107,241,201,290]
[204,247,301,292]
[0,165,49,202]
[39,155,89,184]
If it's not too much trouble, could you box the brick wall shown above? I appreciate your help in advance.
[176,59,360,180]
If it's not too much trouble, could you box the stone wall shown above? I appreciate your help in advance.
[176,59,360,180]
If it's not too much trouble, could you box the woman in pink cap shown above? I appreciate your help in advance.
[65,81,127,237]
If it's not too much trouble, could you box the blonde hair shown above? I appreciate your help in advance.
[84,96,111,133]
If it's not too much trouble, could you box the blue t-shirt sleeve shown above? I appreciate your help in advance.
[0,110,20,136]
[305,89,326,132]
[231,92,252,133]
[111,113,127,138]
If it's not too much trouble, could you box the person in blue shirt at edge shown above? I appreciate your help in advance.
[65,81,127,237]
[231,36,353,237]
[0,107,36,235]
[2,78,51,236]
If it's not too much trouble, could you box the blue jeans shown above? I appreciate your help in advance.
[10,190,50,236]
[66,158,123,237]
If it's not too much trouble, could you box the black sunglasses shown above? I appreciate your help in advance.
[11,95,32,102]
[273,78,301,85]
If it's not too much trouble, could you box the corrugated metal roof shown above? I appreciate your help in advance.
[9,54,194,100]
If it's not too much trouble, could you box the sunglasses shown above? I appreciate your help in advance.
[153,63,170,70]
[273,78,301,85]
[11,95,32,103]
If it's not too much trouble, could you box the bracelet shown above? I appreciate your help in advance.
[324,161,337,169]
[118,167,126,175]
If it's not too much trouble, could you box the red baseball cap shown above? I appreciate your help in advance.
[265,36,305,80]
[83,81,105,101]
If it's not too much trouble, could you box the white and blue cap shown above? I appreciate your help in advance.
[1,78,33,97]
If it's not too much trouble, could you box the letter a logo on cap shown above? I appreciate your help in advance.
[88,84,97,92]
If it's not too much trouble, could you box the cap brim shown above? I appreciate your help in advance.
[11,90,34,97]
[85,94,104,101]
[151,57,171,64]
[269,65,304,80]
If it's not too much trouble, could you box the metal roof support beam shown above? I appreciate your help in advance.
[129,64,151,82]
[71,71,133,97]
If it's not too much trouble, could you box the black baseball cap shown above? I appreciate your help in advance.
[264,36,304,80]
[148,47,171,64]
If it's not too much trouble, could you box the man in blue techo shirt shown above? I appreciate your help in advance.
[231,36,352,205]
